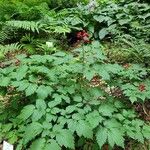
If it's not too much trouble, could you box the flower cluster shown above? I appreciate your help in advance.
[77,30,91,43]
[138,84,146,92]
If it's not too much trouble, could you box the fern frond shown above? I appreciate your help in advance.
[5,21,40,33]
[0,31,9,43]
[0,43,22,53]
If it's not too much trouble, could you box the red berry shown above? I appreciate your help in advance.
[76,30,90,43]
[77,32,82,38]
[138,84,146,92]
[123,63,131,69]
[83,32,89,37]
[15,59,20,66]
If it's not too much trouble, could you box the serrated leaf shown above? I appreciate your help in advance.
[0,77,10,86]
[96,127,107,148]
[99,104,117,117]
[36,99,46,112]
[2,124,12,132]
[51,107,61,114]
[142,125,150,139]
[73,95,82,102]
[25,84,38,96]
[86,111,103,128]
[130,96,137,103]
[72,113,84,120]
[118,19,131,25]
[134,131,144,143]
[108,128,124,148]
[104,119,122,128]
[85,70,95,81]
[93,15,109,23]
[16,80,30,91]
[44,140,61,150]
[48,98,62,108]
[36,85,52,99]
[56,129,75,149]
[30,55,47,63]
[18,105,35,120]
[90,88,103,98]
[67,119,78,133]
[98,68,110,80]
[30,138,46,150]
[16,65,28,81]
[76,120,93,139]
[66,105,76,114]
[23,122,43,145]
[32,110,43,122]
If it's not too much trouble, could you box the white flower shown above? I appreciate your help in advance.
[46,42,53,48]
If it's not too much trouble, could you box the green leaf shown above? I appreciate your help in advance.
[16,65,28,81]
[97,67,110,80]
[0,77,10,86]
[18,105,35,121]
[104,119,122,128]
[142,125,150,139]
[130,96,137,103]
[86,111,103,128]
[134,131,144,143]
[2,123,12,132]
[15,80,30,91]
[36,99,47,112]
[73,95,82,102]
[32,110,43,121]
[25,84,38,96]
[93,15,109,23]
[118,19,131,25]
[30,138,46,150]
[108,128,124,148]
[76,120,93,139]
[90,88,103,98]
[56,129,75,149]
[96,127,107,148]
[66,105,76,114]
[51,107,61,114]
[48,98,62,108]
[99,104,117,117]
[36,85,52,99]
[99,28,108,40]
[44,140,61,150]
[23,122,43,145]
[16,140,23,150]
[84,70,95,81]
[67,119,78,133]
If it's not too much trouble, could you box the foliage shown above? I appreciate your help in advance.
[0,42,150,149]
[0,0,150,149]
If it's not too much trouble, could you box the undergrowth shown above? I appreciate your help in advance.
[0,0,150,150]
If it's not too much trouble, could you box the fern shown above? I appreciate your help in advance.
[0,22,14,43]
[0,43,22,53]
[5,21,40,32]
[0,30,9,43]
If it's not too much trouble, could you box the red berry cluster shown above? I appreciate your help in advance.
[123,63,131,69]
[138,84,146,92]
[77,30,91,44]
[15,59,21,66]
